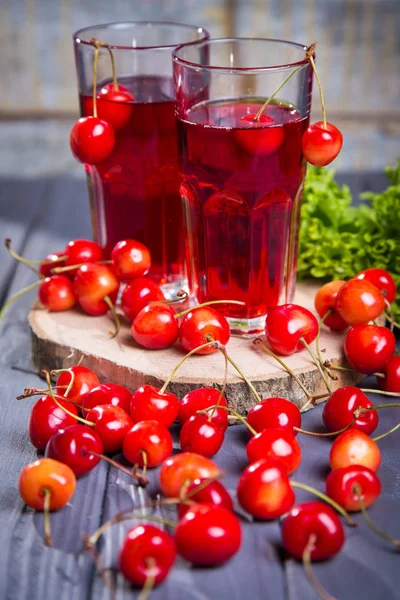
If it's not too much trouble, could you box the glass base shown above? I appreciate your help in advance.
[226,314,266,338]
[160,279,189,301]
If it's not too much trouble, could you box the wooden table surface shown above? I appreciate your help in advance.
[0,174,399,600]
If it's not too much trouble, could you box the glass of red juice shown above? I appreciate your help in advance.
[173,38,313,335]
[73,22,209,295]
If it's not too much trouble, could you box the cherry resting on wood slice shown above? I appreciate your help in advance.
[355,268,397,304]
[335,279,385,326]
[39,251,67,278]
[175,504,241,566]
[38,276,76,311]
[314,279,347,330]
[322,386,378,436]
[73,263,119,316]
[264,304,318,355]
[178,306,230,354]
[64,239,103,271]
[121,277,164,321]
[28,395,78,452]
[119,524,176,587]
[131,302,178,349]
[344,324,395,374]
[247,397,301,436]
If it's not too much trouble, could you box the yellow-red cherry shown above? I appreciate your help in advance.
[73,263,119,316]
[159,452,220,498]
[335,279,385,326]
[281,501,345,560]
[121,277,164,321]
[237,458,295,520]
[302,121,343,167]
[131,302,178,349]
[314,280,348,330]
[28,395,78,452]
[329,429,381,472]
[19,458,76,510]
[70,116,115,165]
[111,239,151,282]
[325,465,381,512]
[344,324,395,374]
[264,304,318,356]
[179,307,230,354]
[322,386,378,436]
[38,276,76,311]
[119,524,176,587]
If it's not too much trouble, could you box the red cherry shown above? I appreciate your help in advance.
[237,458,295,520]
[335,279,385,326]
[121,277,164,321]
[178,387,228,432]
[39,251,66,278]
[329,429,381,472]
[28,395,78,451]
[322,386,378,436]
[264,304,318,356]
[19,458,76,510]
[235,113,284,155]
[82,383,132,414]
[56,366,100,406]
[314,280,348,330]
[175,504,241,566]
[64,239,103,270]
[111,239,151,282]
[302,121,343,167]
[119,524,176,587]
[159,452,220,498]
[87,404,133,454]
[326,465,381,512]
[96,83,134,130]
[178,478,234,519]
[246,428,301,475]
[355,268,396,304]
[247,398,301,436]
[73,263,119,316]
[131,302,178,349]
[45,424,103,477]
[130,385,179,428]
[344,324,395,374]
[38,276,76,311]
[70,116,115,165]
[123,421,173,468]
[179,307,230,354]
[378,356,400,392]
[180,415,224,458]
[281,501,345,560]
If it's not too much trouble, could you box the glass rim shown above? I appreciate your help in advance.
[73,20,209,51]
[173,37,309,72]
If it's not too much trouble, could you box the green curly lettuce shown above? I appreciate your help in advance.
[298,161,400,320]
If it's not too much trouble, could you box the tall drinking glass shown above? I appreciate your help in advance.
[173,39,313,334]
[73,22,209,295]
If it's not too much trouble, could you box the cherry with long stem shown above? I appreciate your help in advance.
[174,300,245,320]
[4,238,67,272]
[0,279,41,322]
[208,346,229,422]
[43,488,53,547]
[353,484,400,548]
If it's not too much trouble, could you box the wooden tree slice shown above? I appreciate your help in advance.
[29,282,364,415]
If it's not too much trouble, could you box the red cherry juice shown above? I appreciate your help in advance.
[177,99,309,332]
[80,76,184,287]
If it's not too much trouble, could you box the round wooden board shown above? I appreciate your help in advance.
[29,282,364,415]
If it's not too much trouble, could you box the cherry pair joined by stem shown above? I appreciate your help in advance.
[87,82,134,131]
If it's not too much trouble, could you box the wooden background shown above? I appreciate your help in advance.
[0,0,399,176]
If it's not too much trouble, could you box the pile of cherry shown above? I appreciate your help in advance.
[6,237,400,599]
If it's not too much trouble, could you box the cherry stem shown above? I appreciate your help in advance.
[300,337,332,394]
[43,370,95,426]
[355,403,400,416]
[91,42,100,118]
[254,64,304,122]
[383,299,395,332]
[353,484,400,548]
[209,346,229,422]
[140,449,148,481]
[0,279,41,323]
[88,450,149,486]
[213,343,261,403]
[4,238,67,268]
[83,538,116,600]
[87,512,176,547]
[326,364,385,378]
[51,260,112,274]
[183,472,223,500]
[360,388,400,397]
[308,52,327,129]
[253,338,313,404]
[200,404,257,436]
[316,310,337,381]
[159,339,221,394]
[372,422,400,442]
[174,299,245,319]
[50,368,76,398]
[164,289,189,305]
[139,557,156,600]
[294,415,357,437]
[302,533,335,600]
[42,488,53,547]
[103,295,120,338]
[290,481,356,527]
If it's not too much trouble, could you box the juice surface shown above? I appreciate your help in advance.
[80,76,184,286]
[177,99,309,324]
